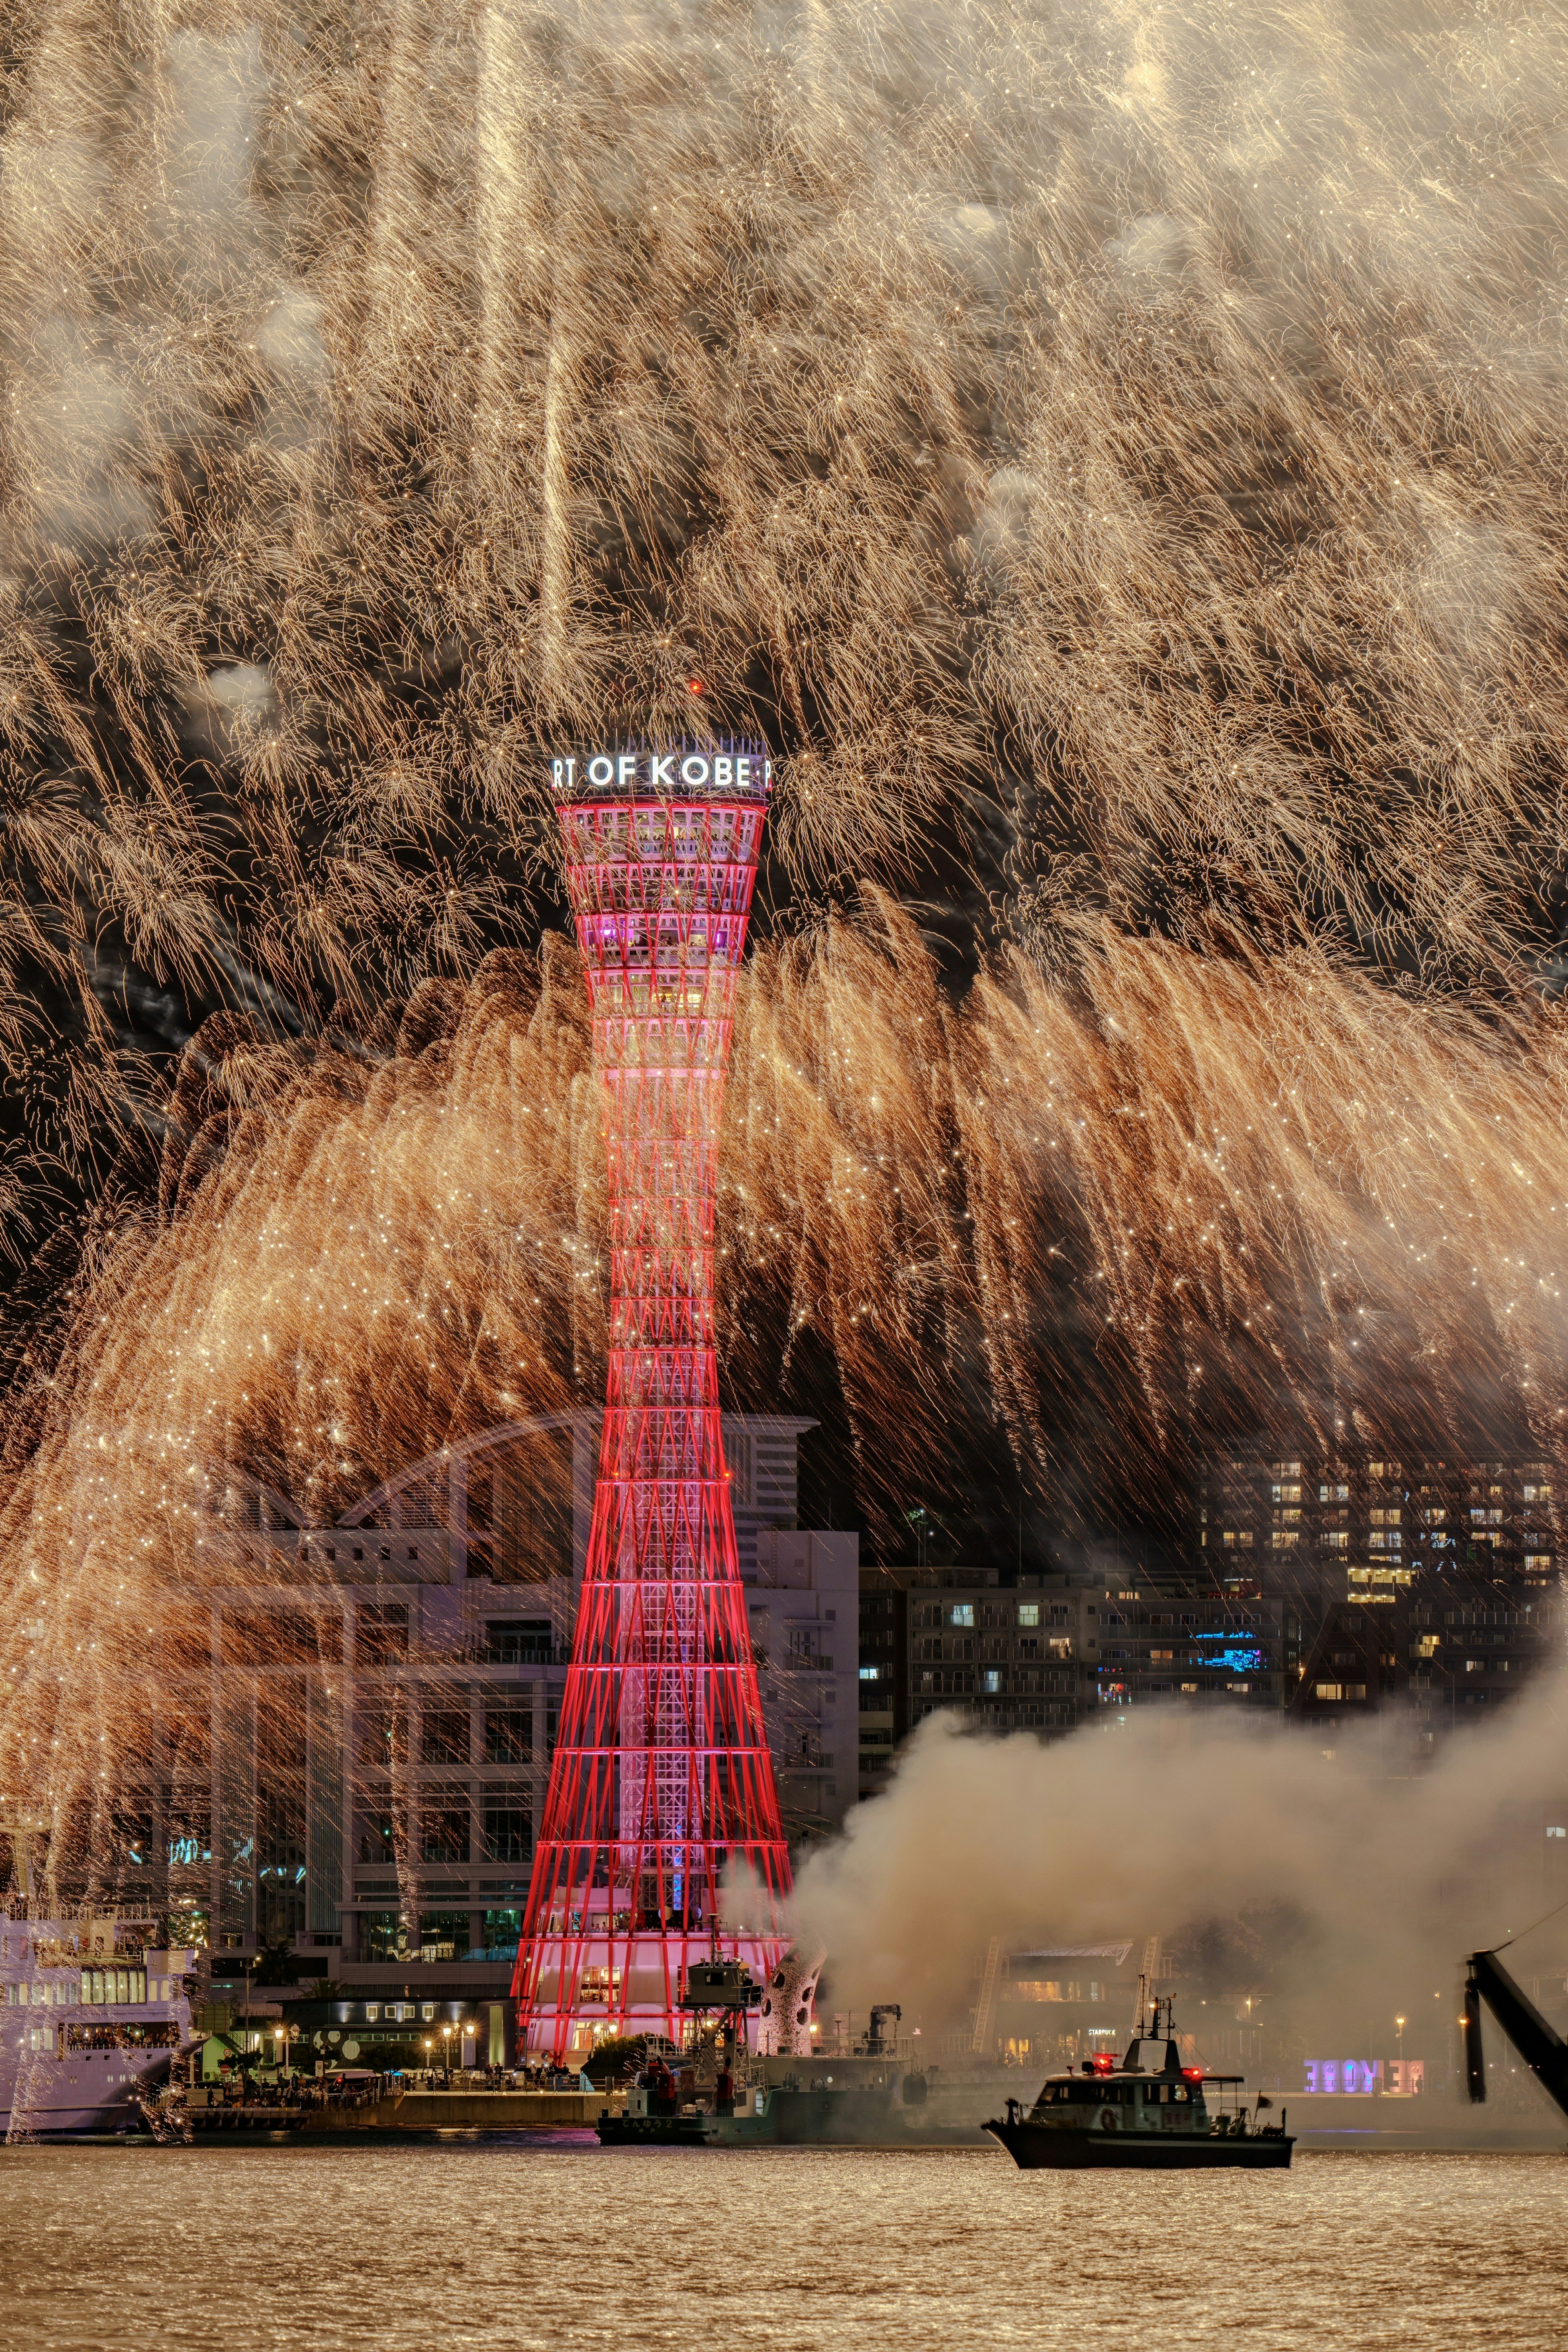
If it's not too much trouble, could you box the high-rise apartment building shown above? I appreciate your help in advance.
[1196,1449,1563,1729]
[1199,1450,1559,1601]
[856,1566,1284,1797]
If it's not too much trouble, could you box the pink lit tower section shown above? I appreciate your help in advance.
[512,742,792,2055]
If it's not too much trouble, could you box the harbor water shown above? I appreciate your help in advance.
[1,2141,1564,2348]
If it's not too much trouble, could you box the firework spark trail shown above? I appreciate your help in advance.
[1,0,1568,1882]
[3,919,1567,1883]
[0,0,1564,1167]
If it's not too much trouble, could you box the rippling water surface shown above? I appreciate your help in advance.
[2,2140,1565,2350]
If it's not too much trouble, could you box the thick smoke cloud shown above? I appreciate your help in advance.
[793,1678,1568,2070]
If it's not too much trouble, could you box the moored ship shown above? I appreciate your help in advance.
[985,1999,1294,2171]
[594,1968,982,2149]
[1,1907,203,2137]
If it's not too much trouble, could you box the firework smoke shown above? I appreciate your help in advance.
[793,1677,1568,2060]
[3,916,1567,1882]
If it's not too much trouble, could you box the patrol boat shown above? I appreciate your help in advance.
[985,1998,1293,2171]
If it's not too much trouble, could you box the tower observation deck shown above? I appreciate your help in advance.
[512,741,794,2055]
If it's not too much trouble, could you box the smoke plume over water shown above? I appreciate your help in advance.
[794,1684,1568,2064]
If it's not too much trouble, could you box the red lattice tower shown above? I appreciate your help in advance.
[512,742,792,2056]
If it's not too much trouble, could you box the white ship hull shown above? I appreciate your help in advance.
[0,2037,181,2136]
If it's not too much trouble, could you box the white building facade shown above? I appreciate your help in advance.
[134,1414,854,1967]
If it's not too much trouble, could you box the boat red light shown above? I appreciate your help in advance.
[1091,2054,1116,2074]
[1181,2068,1204,2082]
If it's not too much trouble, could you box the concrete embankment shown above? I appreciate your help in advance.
[301,2089,615,2133]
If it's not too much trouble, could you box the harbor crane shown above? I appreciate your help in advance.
[1462,1947,1568,2122]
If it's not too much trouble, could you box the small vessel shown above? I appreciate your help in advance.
[595,2049,712,2147]
[985,1999,1294,2171]
[1,1905,203,2138]
[592,1969,976,2149]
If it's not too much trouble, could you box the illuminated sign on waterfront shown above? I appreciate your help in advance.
[1305,2059,1382,2094]
[550,744,772,798]
[1303,2059,1425,2094]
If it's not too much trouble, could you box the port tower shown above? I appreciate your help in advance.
[512,742,793,2056]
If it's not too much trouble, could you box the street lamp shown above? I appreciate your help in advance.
[1395,2015,1405,2062]
[441,2023,453,2083]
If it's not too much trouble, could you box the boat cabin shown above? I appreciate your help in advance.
[1018,2032,1257,2139]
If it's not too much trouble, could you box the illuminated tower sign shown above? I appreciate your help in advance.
[512,740,793,2055]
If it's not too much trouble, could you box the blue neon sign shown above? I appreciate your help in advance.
[1192,1637,1264,1671]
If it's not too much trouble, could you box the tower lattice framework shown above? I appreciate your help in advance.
[512,743,792,2055]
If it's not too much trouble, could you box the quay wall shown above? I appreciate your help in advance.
[301,2089,616,2132]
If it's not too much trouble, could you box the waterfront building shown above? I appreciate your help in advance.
[70,1409,842,1978]
[857,1565,1284,1798]
[274,1983,508,2074]
[985,1940,1140,2071]
[1196,1449,1564,1731]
